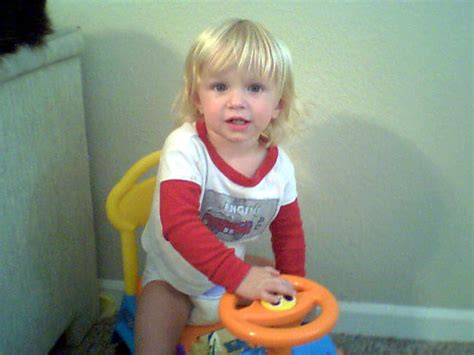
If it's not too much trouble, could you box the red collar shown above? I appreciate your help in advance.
[196,119,278,187]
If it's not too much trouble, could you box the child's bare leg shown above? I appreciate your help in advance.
[135,280,191,355]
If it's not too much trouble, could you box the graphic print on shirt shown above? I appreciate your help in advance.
[200,190,278,243]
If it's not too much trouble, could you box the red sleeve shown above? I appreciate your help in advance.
[269,199,306,276]
[159,179,251,292]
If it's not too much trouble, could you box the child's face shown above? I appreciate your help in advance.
[193,65,282,150]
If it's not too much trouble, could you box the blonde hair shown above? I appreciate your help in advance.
[174,19,303,144]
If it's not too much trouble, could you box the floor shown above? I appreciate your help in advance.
[50,314,474,354]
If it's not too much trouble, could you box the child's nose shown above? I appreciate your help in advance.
[227,89,245,108]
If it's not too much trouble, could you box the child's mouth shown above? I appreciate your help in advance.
[226,118,249,126]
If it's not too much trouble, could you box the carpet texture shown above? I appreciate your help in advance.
[51,315,474,354]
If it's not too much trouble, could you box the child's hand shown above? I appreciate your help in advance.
[235,266,296,304]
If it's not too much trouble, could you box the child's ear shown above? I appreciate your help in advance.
[272,99,284,120]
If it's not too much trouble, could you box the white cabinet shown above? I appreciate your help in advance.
[0,28,99,353]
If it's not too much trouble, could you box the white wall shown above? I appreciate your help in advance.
[47,0,472,314]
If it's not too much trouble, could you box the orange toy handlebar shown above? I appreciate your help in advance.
[219,275,339,351]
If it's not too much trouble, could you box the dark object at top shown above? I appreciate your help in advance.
[0,0,52,55]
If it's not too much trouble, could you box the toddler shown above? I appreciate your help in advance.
[136,18,306,354]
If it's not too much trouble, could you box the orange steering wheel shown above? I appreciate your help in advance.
[219,275,339,354]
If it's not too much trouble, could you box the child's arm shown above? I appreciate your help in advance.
[160,179,251,292]
[233,200,305,303]
[235,265,296,304]
[160,179,297,303]
[269,199,306,276]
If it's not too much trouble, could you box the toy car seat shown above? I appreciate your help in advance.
[106,150,221,353]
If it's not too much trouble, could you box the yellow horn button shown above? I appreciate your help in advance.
[261,295,296,311]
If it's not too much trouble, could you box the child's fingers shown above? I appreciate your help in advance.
[266,274,295,295]
[274,278,296,297]
[261,290,281,304]
[263,266,280,276]
[260,277,296,303]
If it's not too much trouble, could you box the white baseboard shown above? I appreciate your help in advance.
[100,278,125,292]
[334,301,473,342]
[99,278,473,342]
[99,279,126,307]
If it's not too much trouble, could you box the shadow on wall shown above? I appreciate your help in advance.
[80,30,180,161]
[78,30,181,280]
[289,116,456,307]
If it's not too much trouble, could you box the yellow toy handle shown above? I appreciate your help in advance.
[106,150,160,295]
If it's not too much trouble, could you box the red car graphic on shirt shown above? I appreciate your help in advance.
[202,212,253,240]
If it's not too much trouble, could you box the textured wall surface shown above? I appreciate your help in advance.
[47,1,472,310]
[0,29,99,353]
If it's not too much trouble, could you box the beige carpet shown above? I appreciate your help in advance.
[51,315,474,354]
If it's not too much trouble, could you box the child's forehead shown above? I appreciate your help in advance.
[200,65,271,82]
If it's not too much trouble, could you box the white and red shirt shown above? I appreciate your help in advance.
[141,120,305,296]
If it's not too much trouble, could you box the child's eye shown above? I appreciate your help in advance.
[248,84,264,93]
[212,83,227,92]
